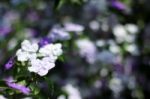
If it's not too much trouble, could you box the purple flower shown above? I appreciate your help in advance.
[6,82,30,95]
[38,37,52,47]
[5,77,30,95]
[110,0,126,11]
[5,57,15,70]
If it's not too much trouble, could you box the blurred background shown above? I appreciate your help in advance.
[0,0,150,99]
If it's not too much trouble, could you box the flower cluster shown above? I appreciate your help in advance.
[16,40,63,76]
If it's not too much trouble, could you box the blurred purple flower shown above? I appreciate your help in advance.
[5,77,30,95]
[110,0,126,11]
[0,27,11,36]
[48,27,70,41]
[4,57,15,70]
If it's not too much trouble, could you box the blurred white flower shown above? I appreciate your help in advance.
[63,84,82,99]
[109,77,123,94]
[101,21,109,32]
[96,40,105,47]
[0,95,7,99]
[89,20,100,31]
[113,24,137,43]
[109,42,120,54]
[113,24,128,43]
[125,24,138,34]
[57,95,66,99]
[8,38,17,51]
[64,23,84,33]
[125,44,139,55]
[100,68,108,77]
[76,39,97,64]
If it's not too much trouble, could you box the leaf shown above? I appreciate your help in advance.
[44,77,54,96]
[56,0,66,10]
[29,83,40,95]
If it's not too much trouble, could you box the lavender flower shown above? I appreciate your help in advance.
[5,57,15,70]
[5,77,30,95]
[6,82,30,95]
[110,0,127,11]
[48,27,70,41]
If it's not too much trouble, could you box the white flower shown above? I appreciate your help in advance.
[42,56,57,63]
[28,58,55,76]
[16,40,38,62]
[28,59,41,72]
[39,43,63,57]
[16,40,63,76]
[39,44,54,57]
[21,40,38,53]
[37,68,49,76]
[16,49,29,61]
[41,58,55,70]
[28,53,37,60]
[52,43,63,56]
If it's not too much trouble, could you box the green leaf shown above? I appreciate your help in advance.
[29,83,40,95]
[56,0,66,10]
